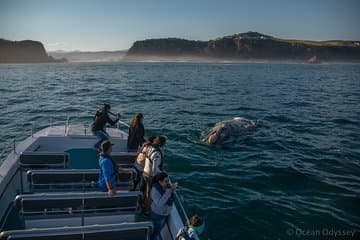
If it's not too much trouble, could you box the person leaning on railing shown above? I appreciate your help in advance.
[91,103,120,150]
[150,172,178,240]
[98,140,118,197]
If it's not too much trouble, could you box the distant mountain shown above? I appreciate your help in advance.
[125,32,360,62]
[49,50,127,62]
[0,39,66,63]
[127,38,207,57]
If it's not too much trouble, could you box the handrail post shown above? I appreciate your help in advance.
[12,139,16,154]
[118,120,130,128]
[65,116,70,136]
[174,191,190,224]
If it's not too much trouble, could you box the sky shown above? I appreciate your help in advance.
[0,0,359,51]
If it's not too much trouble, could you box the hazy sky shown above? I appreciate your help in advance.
[1,0,359,51]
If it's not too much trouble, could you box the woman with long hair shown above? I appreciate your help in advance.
[150,172,178,240]
[127,113,145,151]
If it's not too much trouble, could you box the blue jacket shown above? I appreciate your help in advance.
[98,154,117,191]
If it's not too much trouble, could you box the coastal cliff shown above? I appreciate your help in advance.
[125,32,360,62]
[0,39,66,63]
[127,38,208,58]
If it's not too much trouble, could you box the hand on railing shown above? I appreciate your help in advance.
[169,179,190,224]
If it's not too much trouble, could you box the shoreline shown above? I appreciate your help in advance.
[1,59,360,65]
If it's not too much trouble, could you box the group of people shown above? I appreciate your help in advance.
[92,104,204,240]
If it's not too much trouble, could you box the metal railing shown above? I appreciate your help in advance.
[117,120,130,129]
[65,116,70,136]
[1,115,72,165]
[0,140,16,164]
[1,113,130,160]
[66,115,130,136]
[60,112,132,135]
[169,179,190,224]
[166,179,203,240]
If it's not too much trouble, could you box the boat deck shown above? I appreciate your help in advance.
[0,125,186,240]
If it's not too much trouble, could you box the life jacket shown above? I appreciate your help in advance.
[143,145,163,176]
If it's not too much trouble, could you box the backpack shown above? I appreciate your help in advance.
[141,144,164,176]
[136,142,155,167]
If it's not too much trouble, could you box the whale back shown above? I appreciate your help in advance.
[204,117,258,144]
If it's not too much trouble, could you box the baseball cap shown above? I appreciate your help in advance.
[100,140,114,152]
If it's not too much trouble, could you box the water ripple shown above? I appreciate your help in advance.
[1,62,359,239]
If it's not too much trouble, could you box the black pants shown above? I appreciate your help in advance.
[133,168,144,190]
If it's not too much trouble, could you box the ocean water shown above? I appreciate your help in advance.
[0,62,359,239]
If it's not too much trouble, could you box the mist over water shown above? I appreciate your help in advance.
[1,62,359,239]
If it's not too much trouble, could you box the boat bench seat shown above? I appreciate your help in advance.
[0,221,153,240]
[19,152,68,169]
[19,151,136,169]
[14,191,140,216]
[26,168,134,191]
[112,152,137,168]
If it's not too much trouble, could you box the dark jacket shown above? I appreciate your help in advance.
[91,110,118,132]
[127,122,145,150]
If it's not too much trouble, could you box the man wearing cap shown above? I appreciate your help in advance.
[98,140,117,196]
[92,104,120,149]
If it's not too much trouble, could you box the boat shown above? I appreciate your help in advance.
[0,120,193,240]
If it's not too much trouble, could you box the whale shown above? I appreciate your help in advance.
[203,117,258,144]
